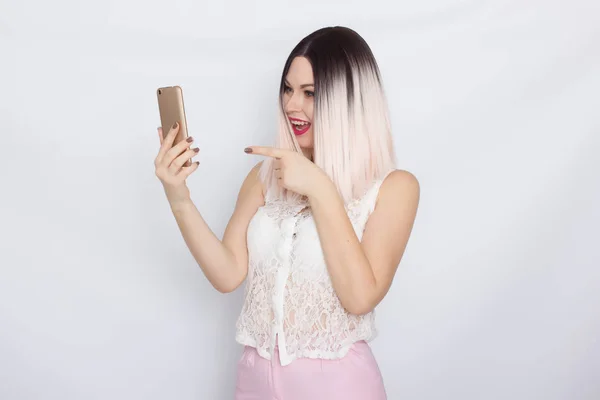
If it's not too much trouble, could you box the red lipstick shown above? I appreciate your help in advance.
[289,117,311,136]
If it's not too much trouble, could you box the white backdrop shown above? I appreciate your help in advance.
[1,0,599,399]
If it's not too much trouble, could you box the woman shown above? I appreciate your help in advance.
[154,26,420,400]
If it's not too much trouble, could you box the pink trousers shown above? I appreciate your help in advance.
[234,341,387,400]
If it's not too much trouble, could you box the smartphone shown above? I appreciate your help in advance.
[157,85,191,166]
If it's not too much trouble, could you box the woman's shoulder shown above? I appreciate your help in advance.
[236,161,266,208]
[376,169,420,208]
[383,169,419,187]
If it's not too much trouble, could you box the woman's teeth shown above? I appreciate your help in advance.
[290,119,310,135]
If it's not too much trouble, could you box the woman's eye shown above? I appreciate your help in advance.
[284,86,292,93]
[305,91,314,97]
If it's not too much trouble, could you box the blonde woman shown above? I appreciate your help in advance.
[154,26,420,400]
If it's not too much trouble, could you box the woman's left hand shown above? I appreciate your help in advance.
[244,146,330,197]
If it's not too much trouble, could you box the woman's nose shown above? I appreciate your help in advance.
[284,93,302,113]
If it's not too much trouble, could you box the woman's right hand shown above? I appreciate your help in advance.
[154,122,200,204]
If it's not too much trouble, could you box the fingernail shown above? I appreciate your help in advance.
[244,147,252,153]
[172,122,178,129]
[193,147,199,152]
[186,137,193,142]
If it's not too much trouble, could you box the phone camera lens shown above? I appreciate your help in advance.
[158,89,162,95]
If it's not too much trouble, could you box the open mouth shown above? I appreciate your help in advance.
[289,117,311,136]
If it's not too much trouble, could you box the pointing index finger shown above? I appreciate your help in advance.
[245,146,284,159]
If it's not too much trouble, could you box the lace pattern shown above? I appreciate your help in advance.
[235,170,394,366]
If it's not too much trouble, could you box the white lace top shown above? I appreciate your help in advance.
[235,170,394,366]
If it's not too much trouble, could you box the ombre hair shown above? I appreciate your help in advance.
[259,26,396,205]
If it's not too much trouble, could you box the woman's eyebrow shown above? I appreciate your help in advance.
[285,79,314,88]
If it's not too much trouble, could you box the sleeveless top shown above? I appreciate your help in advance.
[235,169,395,366]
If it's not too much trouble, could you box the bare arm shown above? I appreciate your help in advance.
[155,124,264,293]
[168,162,264,293]
[308,170,420,314]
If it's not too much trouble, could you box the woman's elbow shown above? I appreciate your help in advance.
[342,297,376,316]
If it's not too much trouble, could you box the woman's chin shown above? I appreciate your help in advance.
[295,131,313,148]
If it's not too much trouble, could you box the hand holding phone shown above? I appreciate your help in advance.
[157,86,191,164]
[154,86,200,203]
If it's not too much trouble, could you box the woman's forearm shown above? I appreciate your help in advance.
[169,198,244,293]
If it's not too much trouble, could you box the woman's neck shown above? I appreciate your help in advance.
[302,148,313,162]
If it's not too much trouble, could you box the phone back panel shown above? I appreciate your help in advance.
[157,86,188,145]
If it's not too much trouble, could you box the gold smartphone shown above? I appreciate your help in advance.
[157,85,191,166]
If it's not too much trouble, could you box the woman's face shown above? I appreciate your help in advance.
[282,57,315,156]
